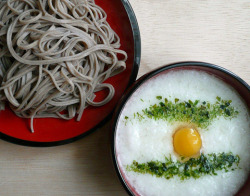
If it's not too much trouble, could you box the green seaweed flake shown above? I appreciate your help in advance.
[156,96,163,100]
[127,152,240,180]
[134,96,239,128]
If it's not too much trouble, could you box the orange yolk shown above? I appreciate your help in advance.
[173,127,202,158]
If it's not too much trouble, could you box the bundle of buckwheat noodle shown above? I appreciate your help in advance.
[0,0,127,133]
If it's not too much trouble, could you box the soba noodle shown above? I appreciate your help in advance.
[0,0,127,132]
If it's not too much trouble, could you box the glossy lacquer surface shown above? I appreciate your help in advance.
[0,0,140,146]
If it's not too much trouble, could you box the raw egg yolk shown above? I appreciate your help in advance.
[173,127,202,157]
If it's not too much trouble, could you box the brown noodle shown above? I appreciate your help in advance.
[0,0,127,132]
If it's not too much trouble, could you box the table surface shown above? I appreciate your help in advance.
[0,0,249,195]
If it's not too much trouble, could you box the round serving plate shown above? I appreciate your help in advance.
[0,0,141,147]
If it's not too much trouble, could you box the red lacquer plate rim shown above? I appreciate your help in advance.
[111,61,250,196]
[0,0,141,147]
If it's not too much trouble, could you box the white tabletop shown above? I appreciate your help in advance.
[0,0,249,195]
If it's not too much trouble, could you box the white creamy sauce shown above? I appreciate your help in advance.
[115,70,250,196]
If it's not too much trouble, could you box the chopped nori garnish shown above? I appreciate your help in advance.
[128,96,239,129]
[127,152,240,180]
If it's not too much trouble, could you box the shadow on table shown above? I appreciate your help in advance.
[72,121,127,196]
